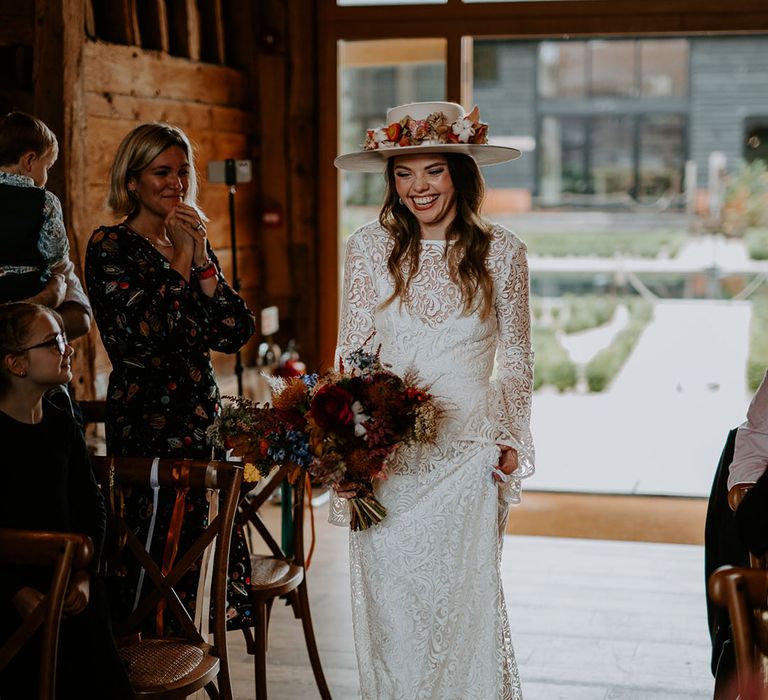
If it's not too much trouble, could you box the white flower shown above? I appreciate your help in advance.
[452,118,475,143]
[351,400,369,437]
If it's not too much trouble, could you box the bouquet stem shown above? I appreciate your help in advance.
[348,488,387,531]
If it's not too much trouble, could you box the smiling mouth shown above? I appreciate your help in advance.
[412,195,438,208]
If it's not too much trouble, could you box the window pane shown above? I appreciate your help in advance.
[590,40,636,97]
[591,115,635,202]
[745,117,768,162]
[640,40,689,97]
[539,116,589,205]
[539,41,586,98]
[638,115,685,202]
[338,37,446,237]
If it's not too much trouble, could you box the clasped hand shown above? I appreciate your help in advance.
[165,202,209,267]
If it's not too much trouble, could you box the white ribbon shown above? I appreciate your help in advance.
[133,457,160,611]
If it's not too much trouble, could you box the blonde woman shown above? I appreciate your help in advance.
[85,123,256,631]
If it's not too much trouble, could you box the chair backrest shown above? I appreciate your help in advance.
[238,465,308,567]
[709,565,768,694]
[77,400,106,426]
[90,456,243,693]
[0,529,93,700]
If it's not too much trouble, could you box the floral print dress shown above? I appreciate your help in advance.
[85,223,257,631]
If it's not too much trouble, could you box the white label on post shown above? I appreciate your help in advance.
[261,306,279,336]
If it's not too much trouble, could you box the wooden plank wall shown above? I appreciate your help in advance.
[0,0,320,401]
[80,39,261,396]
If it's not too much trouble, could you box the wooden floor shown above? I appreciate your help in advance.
[224,497,714,700]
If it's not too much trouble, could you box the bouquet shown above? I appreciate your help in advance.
[300,346,442,530]
[206,391,313,484]
[208,345,443,530]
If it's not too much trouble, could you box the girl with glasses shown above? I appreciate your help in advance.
[0,301,132,698]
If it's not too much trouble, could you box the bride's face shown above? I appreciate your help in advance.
[392,154,457,236]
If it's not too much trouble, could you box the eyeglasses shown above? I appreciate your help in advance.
[19,332,68,355]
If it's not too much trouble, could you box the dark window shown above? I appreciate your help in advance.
[745,118,768,163]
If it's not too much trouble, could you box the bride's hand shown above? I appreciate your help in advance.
[334,481,360,499]
[493,446,518,483]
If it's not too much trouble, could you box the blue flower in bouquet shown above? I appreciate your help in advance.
[301,373,319,389]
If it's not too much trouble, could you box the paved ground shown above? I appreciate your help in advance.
[530,299,753,496]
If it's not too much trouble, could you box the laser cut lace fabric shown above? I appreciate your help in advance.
[333,221,534,699]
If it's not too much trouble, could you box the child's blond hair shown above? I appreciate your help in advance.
[0,112,57,166]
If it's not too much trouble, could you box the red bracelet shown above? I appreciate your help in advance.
[195,262,218,280]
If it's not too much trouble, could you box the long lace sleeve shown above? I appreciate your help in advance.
[329,229,380,526]
[335,230,378,360]
[492,231,535,505]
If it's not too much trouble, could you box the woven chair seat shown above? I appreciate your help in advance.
[250,554,303,593]
[119,639,218,688]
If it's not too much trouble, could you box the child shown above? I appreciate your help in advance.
[0,112,91,339]
[0,302,132,698]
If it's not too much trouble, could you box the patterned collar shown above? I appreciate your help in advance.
[0,171,36,188]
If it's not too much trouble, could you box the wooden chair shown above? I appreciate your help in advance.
[238,465,332,699]
[709,566,768,699]
[91,456,243,700]
[0,529,93,700]
[729,484,767,569]
[78,399,107,426]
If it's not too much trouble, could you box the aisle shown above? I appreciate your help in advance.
[227,508,712,699]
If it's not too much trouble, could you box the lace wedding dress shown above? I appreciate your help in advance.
[331,221,535,700]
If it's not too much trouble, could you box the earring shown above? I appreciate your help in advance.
[398,197,404,206]
[17,371,27,378]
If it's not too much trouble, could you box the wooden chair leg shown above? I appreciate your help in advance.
[255,599,269,700]
[296,580,332,700]
[241,625,256,655]
[204,680,221,699]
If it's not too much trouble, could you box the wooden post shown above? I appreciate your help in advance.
[286,0,319,370]
[34,0,95,400]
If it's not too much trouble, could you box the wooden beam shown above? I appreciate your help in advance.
[137,0,169,53]
[167,0,200,61]
[83,40,249,105]
[320,0,768,35]
[198,0,225,64]
[0,13,34,45]
[97,0,141,46]
[286,0,320,369]
[33,0,94,398]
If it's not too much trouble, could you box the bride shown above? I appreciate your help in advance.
[332,102,535,700]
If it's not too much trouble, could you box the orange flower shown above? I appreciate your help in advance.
[272,377,308,411]
[385,123,402,142]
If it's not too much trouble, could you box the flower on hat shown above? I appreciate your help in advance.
[363,106,489,152]
[452,117,476,143]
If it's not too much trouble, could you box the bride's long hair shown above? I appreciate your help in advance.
[379,152,494,320]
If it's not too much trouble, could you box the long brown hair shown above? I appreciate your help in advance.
[379,152,494,319]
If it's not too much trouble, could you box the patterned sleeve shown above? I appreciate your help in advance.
[194,245,256,353]
[335,230,378,361]
[38,190,70,265]
[329,229,379,526]
[492,230,535,505]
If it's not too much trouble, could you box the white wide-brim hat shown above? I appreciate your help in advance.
[334,101,521,173]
